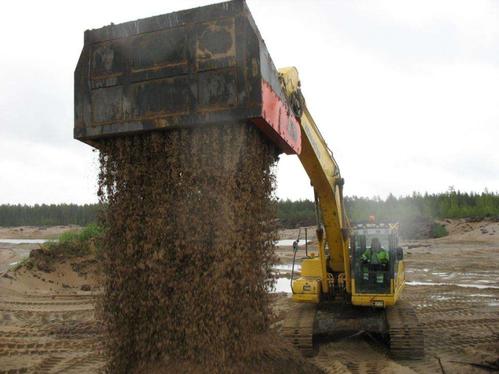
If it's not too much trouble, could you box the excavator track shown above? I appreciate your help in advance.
[282,303,316,357]
[386,300,424,359]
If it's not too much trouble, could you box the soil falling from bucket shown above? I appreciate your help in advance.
[97,123,281,372]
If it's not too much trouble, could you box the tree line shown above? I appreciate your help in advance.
[278,190,499,228]
[1,191,498,228]
[0,204,99,227]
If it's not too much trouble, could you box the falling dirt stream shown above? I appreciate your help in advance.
[96,123,309,372]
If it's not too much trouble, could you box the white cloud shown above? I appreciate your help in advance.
[0,0,498,203]
[0,138,98,204]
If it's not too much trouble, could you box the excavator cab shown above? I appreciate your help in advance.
[350,223,405,307]
[353,233,391,293]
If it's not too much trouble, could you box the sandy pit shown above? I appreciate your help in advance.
[0,226,80,240]
[0,220,498,373]
[0,226,81,275]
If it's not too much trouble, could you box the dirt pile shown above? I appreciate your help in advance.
[97,123,297,372]
[21,225,101,274]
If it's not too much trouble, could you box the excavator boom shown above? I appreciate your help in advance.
[279,68,351,292]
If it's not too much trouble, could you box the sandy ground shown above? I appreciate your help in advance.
[0,220,498,373]
[274,220,499,373]
[0,258,102,373]
[0,226,81,274]
[0,226,80,240]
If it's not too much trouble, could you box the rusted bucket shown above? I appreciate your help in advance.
[74,0,301,154]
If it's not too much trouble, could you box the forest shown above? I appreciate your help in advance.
[0,204,99,227]
[278,190,499,228]
[0,191,498,229]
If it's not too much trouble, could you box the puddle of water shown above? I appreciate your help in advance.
[0,239,49,244]
[275,239,309,247]
[474,280,497,284]
[274,278,499,294]
[274,264,301,272]
[406,281,499,290]
[463,271,499,276]
[431,295,452,301]
[272,277,293,293]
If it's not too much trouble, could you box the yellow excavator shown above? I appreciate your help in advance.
[74,0,423,360]
[278,67,424,359]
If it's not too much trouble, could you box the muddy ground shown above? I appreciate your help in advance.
[0,220,498,373]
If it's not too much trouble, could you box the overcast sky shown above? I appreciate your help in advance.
[0,0,498,204]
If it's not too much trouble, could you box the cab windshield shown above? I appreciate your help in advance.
[351,231,398,294]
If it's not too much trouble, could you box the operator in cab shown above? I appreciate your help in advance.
[361,238,390,283]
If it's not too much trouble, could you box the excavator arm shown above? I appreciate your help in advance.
[278,67,351,295]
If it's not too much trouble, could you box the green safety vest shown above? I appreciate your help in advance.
[361,248,389,264]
